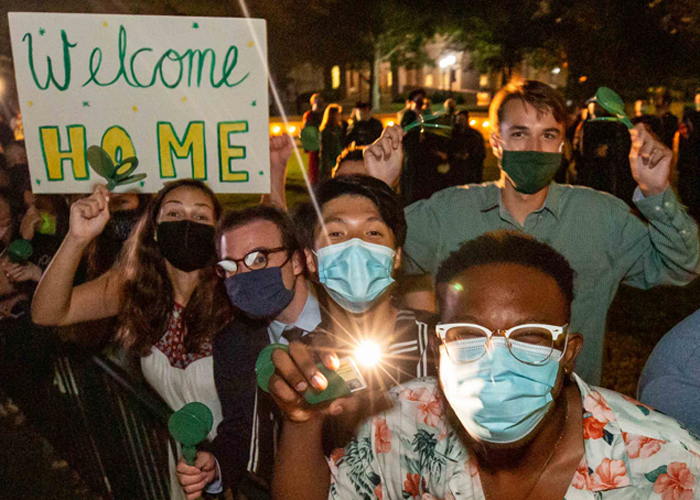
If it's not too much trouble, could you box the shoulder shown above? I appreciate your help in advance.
[643,309,700,376]
[406,183,497,215]
[555,183,632,214]
[589,385,700,452]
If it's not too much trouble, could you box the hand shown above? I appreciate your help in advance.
[4,262,42,283]
[269,337,360,423]
[0,294,28,318]
[19,205,42,241]
[270,134,294,175]
[629,123,671,197]
[176,451,218,500]
[364,125,403,187]
[68,185,110,244]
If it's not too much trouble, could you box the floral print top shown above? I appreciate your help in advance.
[328,374,700,500]
[153,303,212,369]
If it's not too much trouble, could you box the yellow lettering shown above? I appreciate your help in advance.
[218,121,248,183]
[39,125,88,180]
[157,122,206,179]
[101,126,136,174]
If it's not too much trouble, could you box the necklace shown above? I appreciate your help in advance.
[480,396,570,500]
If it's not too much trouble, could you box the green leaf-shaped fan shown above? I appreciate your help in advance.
[168,402,214,466]
[593,87,634,130]
[86,145,147,190]
[402,108,453,135]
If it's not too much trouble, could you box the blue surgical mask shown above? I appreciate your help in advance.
[315,238,395,314]
[440,338,561,444]
[225,267,295,318]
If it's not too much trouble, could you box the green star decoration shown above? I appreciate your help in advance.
[36,179,41,185]
[251,100,257,107]
[259,171,264,175]
[82,101,90,107]
[192,22,199,29]
[39,28,45,36]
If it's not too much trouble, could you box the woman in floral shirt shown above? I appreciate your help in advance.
[329,231,700,500]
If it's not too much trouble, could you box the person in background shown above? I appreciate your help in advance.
[656,92,679,149]
[271,174,437,500]
[638,308,700,436]
[32,180,232,500]
[320,104,345,183]
[363,79,700,385]
[631,98,663,139]
[448,109,486,185]
[328,231,700,500]
[673,107,700,219]
[302,93,325,185]
[344,102,383,147]
[176,203,319,500]
[575,97,636,205]
[332,145,367,178]
[400,88,435,206]
[443,98,457,124]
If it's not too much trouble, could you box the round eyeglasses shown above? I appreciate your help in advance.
[436,323,569,365]
[216,247,289,278]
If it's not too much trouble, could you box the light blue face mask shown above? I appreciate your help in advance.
[315,238,395,314]
[440,338,562,444]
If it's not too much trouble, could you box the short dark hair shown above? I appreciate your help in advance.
[435,230,575,317]
[215,205,299,257]
[408,88,426,101]
[355,101,371,110]
[490,79,567,135]
[293,175,406,250]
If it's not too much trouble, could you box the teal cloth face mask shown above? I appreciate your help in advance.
[315,238,395,314]
[440,338,561,444]
[500,150,562,194]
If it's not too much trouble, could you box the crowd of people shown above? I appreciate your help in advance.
[1,78,700,500]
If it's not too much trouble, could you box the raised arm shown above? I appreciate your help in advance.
[364,125,403,188]
[32,185,122,326]
[261,134,294,211]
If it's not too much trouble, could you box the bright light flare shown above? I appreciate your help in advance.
[469,119,476,126]
[272,125,281,134]
[355,341,381,366]
[439,54,457,68]
[387,120,395,127]
[289,126,297,133]
[482,121,490,128]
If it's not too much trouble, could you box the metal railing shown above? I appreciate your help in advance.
[48,346,175,500]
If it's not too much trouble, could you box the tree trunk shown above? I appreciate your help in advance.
[371,43,382,112]
[390,57,400,101]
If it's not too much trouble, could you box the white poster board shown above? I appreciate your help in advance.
[9,12,270,193]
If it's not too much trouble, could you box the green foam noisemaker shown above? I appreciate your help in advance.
[594,87,633,129]
[168,402,213,466]
[402,109,453,135]
[256,343,351,405]
[7,239,33,264]
[300,125,320,152]
[86,145,147,191]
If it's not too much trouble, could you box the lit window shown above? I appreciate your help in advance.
[273,126,281,134]
[331,66,340,90]
[479,75,489,87]
[425,74,434,87]
[387,71,393,87]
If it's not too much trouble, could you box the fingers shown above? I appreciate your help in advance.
[73,196,106,219]
[385,124,402,149]
[272,342,326,392]
[268,373,303,405]
[309,334,340,370]
[194,451,215,471]
[93,184,110,203]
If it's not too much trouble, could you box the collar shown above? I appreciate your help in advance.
[268,287,321,342]
[479,181,563,221]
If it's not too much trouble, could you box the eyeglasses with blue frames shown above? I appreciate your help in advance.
[436,323,569,365]
[216,247,289,278]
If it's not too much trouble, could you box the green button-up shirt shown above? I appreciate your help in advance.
[402,182,700,384]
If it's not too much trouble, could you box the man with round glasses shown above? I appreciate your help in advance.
[177,205,321,499]
[327,230,700,500]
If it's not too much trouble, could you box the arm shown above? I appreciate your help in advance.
[261,134,294,211]
[32,186,122,326]
[364,125,403,188]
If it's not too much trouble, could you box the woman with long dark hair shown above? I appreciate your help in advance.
[33,179,232,499]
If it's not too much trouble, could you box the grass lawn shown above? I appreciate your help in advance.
[215,150,700,397]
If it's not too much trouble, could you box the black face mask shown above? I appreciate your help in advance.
[156,220,216,272]
[104,208,142,241]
